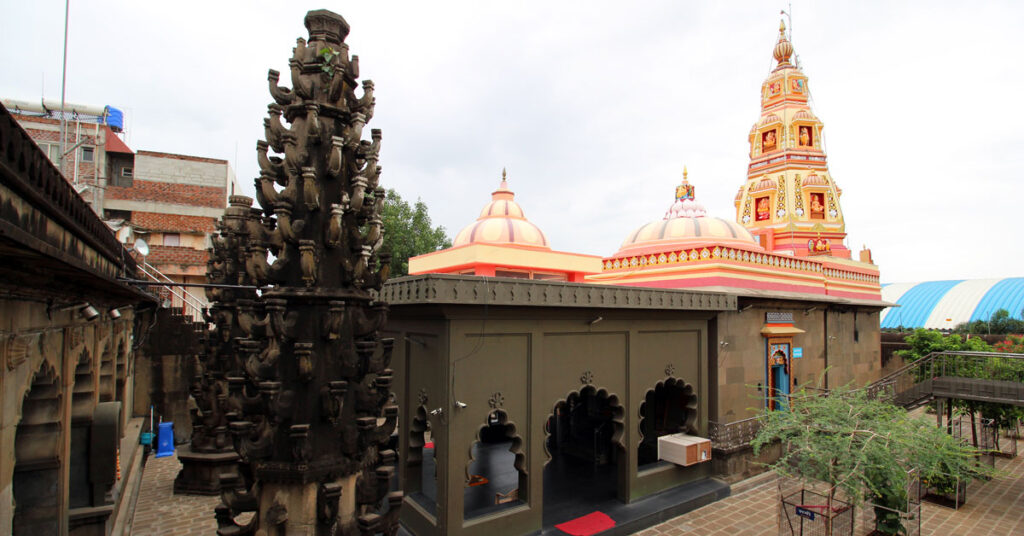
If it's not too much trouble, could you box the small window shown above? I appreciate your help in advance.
[121,167,133,178]
[163,233,180,246]
[81,146,95,162]
[46,144,60,164]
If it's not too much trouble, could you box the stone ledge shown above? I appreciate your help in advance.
[382,274,737,311]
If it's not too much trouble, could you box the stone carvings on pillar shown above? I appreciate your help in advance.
[198,9,400,535]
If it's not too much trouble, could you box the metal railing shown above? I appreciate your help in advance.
[708,351,1024,453]
[709,416,762,452]
[137,260,207,322]
[866,351,1024,408]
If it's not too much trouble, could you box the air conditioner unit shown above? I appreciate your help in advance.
[657,433,711,466]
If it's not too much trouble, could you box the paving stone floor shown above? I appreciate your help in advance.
[642,437,1024,536]
[131,438,1024,535]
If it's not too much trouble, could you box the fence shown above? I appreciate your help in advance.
[777,474,921,536]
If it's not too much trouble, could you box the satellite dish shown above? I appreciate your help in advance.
[134,238,149,257]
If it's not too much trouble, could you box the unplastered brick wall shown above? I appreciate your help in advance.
[106,180,223,208]
[135,151,229,188]
[132,212,216,233]
[146,244,210,266]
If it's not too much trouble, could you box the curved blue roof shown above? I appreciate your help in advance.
[881,278,1024,329]
[971,278,1024,322]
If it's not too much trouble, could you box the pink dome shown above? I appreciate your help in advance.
[452,171,550,250]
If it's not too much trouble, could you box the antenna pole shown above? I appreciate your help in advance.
[58,0,70,176]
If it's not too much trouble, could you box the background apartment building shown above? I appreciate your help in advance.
[4,98,239,318]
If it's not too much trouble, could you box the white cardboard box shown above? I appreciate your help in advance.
[657,433,712,466]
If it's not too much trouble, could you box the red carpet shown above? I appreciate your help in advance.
[555,511,615,536]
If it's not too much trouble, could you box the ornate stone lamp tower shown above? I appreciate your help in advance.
[206,9,400,535]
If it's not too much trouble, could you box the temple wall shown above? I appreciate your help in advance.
[713,303,883,423]
[0,300,138,536]
[388,304,715,536]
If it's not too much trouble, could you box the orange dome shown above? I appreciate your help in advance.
[802,173,828,186]
[793,109,817,121]
[750,177,777,193]
[452,171,550,250]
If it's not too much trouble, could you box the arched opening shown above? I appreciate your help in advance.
[69,348,96,510]
[99,340,115,402]
[13,362,62,535]
[407,405,438,515]
[463,409,526,520]
[638,378,698,468]
[542,386,624,526]
[115,340,128,405]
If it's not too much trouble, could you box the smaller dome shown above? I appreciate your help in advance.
[750,177,777,193]
[793,109,817,121]
[452,170,550,249]
[615,172,762,257]
[759,113,782,126]
[773,20,794,65]
[802,173,828,186]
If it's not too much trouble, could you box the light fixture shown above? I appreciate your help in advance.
[720,340,730,348]
[108,307,122,319]
[804,306,817,315]
[739,304,754,312]
[80,304,100,321]
[588,316,603,325]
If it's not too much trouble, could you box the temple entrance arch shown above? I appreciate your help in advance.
[637,377,698,468]
[13,361,62,535]
[542,385,625,526]
[766,339,791,411]
[462,409,527,520]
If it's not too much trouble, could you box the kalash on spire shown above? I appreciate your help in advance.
[736,20,865,262]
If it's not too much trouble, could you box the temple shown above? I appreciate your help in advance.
[388,20,890,536]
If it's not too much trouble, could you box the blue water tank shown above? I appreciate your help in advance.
[155,421,175,458]
[104,106,124,132]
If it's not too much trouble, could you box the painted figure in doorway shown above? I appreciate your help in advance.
[799,126,812,147]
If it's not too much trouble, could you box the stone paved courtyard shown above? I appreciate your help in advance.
[130,438,1024,535]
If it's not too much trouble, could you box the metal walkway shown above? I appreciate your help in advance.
[866,351,1024,409]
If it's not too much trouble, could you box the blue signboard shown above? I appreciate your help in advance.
[793,347,803,359]
[795,506,815,520]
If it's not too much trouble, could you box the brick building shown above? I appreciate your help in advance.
[4,99,240,317]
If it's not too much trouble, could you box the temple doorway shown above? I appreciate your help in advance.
[766,339,791,411]
[462,410,526,520]
[542,386,624,526]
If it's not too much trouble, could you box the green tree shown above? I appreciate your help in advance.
[953,308,1024,335]
[752,384,993,535]
[381,188,452,276]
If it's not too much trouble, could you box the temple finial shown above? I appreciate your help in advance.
[683,166,688,182]
[773,19,794,65]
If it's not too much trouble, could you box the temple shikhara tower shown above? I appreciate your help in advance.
[736,21,851,259]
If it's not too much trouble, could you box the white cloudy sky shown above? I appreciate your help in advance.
[2,1,1022,283]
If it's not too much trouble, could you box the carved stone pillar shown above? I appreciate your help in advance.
[211,10,400,535]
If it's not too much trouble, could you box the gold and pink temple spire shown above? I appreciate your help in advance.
[735,19,857,260]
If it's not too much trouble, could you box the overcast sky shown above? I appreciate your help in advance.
[3,1,1022,283]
